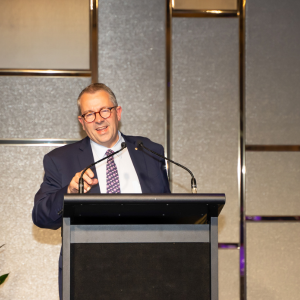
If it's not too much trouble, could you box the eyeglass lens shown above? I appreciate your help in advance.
[84,107,114,122]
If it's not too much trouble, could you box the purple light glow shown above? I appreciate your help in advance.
[240,245,245,276]
[218,244,238,249]
[246,216,262,221]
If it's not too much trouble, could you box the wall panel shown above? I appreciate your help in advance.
[219,249,240,300]
[0,77,90,139]
[172,18,239,243]
[173,0,237,10]
[0,146,60,300]
[0,0,89,69]
[245,0,300,144]
[246,222,300,300]
[98,0,166,146]
[246,152,300,215]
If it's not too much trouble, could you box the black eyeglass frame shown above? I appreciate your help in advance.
[81,106,118,123]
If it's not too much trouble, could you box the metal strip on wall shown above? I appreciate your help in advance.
[90,0,99,83]
[246,145,300,151]
[0,139,79,146]
[219,243,240,249]
[166,0,172,180]
[0,69,91,77]
[239,0,246,299]
[172,9,239,18]
[246,216,300,221]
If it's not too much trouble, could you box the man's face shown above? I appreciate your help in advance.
[78,90,122,148]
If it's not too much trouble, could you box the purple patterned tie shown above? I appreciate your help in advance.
[105,149,121,193]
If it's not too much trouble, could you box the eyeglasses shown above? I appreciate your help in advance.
[81,106,118,123]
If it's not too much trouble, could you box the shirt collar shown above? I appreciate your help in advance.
[90,131,125,159]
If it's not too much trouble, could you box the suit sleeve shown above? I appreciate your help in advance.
[32,154,68,230]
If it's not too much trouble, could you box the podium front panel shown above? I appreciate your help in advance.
[64,222,211,300]
[70,242,210,300]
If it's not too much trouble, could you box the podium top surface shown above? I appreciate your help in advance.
[64,193,225,204]
[63,194,225,224]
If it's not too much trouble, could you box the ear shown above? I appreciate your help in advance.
[116,106,122,121]
[78,116,86,131]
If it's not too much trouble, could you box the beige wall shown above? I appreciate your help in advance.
[245,0,300,298]
[0,0,89,69]
[1,0,299,299]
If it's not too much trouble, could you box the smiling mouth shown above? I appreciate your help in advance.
[96,126,108,133]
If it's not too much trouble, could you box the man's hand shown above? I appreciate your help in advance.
[67,168,98,193]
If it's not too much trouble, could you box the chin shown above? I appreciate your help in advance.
[99,138,113,147]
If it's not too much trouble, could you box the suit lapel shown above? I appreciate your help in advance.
[123,134,152,193]
[77,137,100,194]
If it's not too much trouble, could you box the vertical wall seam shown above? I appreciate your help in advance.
[239,0,247,299]
[166,0,172,185]
[91,0,99,83]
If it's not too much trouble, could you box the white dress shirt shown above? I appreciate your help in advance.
[90,132,142,193]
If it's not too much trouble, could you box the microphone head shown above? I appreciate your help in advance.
[121,142,127,149]
[136,140,143,148]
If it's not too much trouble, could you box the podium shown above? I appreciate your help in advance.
[62,194,225,300]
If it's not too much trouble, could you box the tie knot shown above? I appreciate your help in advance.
[105,149,114,156]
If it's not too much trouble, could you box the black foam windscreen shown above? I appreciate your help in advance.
[70,243,210,300]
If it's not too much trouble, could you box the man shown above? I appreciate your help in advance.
[32,83,170,298]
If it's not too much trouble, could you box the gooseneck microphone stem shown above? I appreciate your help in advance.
[138,142,197,194]
[78,142,127,194]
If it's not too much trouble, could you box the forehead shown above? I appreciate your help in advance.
[80,90,114,112]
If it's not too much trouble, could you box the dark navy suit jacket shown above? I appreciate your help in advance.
[32,133,170,298]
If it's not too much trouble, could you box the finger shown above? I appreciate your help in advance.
[84,168,95,179]
[73,177,79,185]
[68,171,88,193]
[70,174,83,192]
[86,177,98,186]
[91,178,98,185]
[67,182,78,194]
[70,181,89,193]
[82,173,94,185]
[71,172,82,184]
[83,181,92,190]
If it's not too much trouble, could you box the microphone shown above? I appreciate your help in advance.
[57,143,126,214]
[78,142,127,194]
[136,140,197,194]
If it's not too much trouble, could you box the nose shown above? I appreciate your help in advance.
[94,111,104,123]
